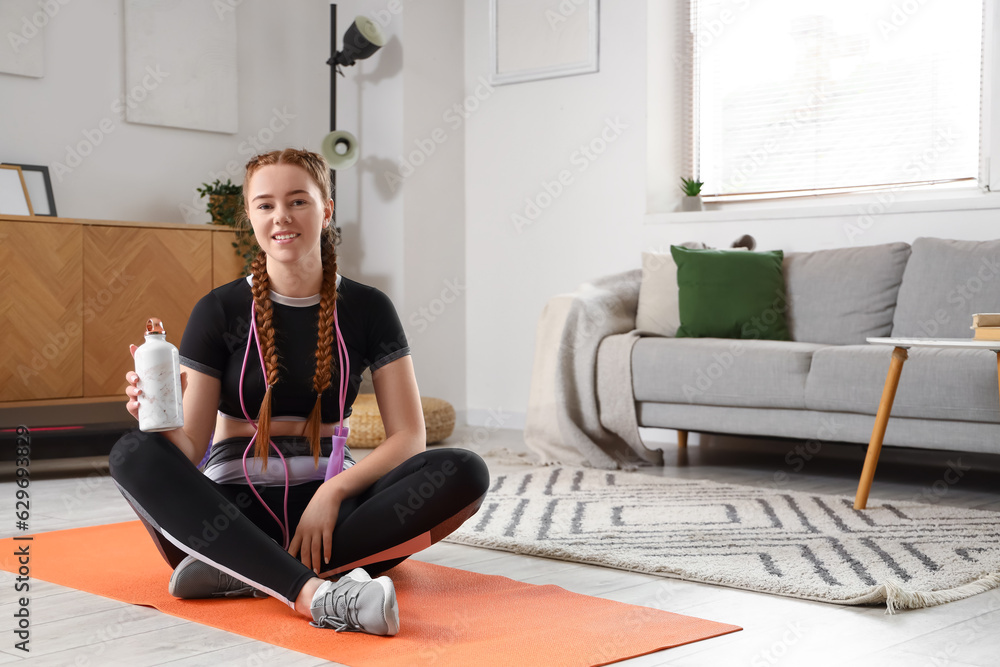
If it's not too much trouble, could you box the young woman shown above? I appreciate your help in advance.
[110,148,489,636]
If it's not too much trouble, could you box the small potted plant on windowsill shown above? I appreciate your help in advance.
[197,178,258,275]
[680,177,704,212]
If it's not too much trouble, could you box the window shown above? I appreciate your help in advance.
[687,0,985,201]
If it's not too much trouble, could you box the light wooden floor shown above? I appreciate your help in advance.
[2,427,1000,666]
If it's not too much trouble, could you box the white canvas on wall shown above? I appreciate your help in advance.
[0,0,45,78]
[490,0,599,85]
[124,0,238,134]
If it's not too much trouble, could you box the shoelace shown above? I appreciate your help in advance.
[214,568,257,598]
[311,581,364,632]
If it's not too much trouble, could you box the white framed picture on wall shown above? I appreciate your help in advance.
[2,164,56,216]
[489,0,599,85]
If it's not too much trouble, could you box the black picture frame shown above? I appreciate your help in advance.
[1,163,56,217]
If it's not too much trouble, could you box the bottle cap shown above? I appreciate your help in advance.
[145,318,166,336]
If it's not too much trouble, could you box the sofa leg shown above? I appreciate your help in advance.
[677,430,688,448]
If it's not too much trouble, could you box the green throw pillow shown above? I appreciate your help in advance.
[670,246,790,340]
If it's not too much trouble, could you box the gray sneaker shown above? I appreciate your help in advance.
[310,568,399,636]
[168,554,264,599]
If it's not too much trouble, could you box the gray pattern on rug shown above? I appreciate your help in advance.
[446,467,1000,612]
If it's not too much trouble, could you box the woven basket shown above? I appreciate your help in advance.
[347,394,456,448]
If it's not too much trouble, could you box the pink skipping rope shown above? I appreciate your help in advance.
[237,300,350,550]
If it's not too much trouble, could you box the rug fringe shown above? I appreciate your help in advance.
[868,573,1000,614]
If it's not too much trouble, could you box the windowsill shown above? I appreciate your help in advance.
[647,188,1000,224]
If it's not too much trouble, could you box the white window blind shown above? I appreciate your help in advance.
[689,0,985,200]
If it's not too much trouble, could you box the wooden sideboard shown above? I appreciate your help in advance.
[0,215,244,406]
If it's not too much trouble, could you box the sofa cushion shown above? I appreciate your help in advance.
[671,247,790,340]
[804,344,1000,423]
[891,237,1000,338]
[636,245,747,337]
[784,242,910,345]
[635,251,683,337]
[631,337,826,409]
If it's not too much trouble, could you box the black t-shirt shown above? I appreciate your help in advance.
[179,275,409,423]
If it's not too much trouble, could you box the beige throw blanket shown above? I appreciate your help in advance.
[524,269,663,469]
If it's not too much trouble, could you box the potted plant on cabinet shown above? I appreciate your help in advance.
[197,179,258,275]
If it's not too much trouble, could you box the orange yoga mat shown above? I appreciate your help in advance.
[1,522,740,666]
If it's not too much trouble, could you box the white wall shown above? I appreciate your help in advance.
[336,0,467,414]
[464,1,649,427]
[400,1,468,415]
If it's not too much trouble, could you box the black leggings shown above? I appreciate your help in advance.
[108,428,489,607]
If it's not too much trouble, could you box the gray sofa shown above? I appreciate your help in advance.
[629,237,1000,456]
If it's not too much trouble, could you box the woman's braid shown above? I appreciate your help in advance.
[304,238,339,463]
[250,249,281,469]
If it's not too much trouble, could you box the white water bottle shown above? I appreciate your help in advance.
[134,318,184,432]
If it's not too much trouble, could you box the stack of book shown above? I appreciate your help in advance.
[972,313,1000,340]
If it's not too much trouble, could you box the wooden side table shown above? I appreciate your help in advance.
[854,337,1000,509]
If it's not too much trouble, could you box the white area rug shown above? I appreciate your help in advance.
[446,466,1000,613]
